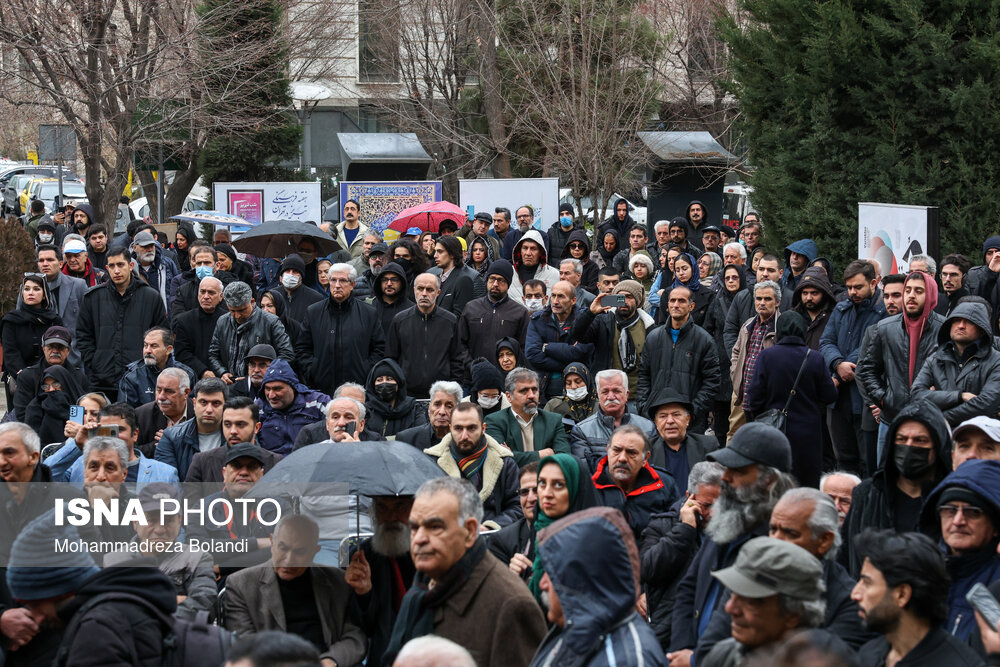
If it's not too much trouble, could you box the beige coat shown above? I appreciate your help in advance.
[730,312,779,401]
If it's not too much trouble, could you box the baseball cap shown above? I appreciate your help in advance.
[953,416,1000,443]
[42,326,72,348]
[62,239,87,254]
[369,242,389,256]
[133,230,156,247]
[225,443,266,466]
[708,422,792,472]
[246,344,276,362]
[405,227,423,237]
[138,482,180,512]
[712,537,823,600]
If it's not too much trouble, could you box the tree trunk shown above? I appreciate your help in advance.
[474,0,511,178]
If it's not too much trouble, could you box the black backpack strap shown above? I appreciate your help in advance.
[781,349,811,415]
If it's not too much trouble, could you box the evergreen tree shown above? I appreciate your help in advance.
[720,0,1000,268]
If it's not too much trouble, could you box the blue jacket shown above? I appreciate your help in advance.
[117,355,197,407]
[819,294,886,412]
[781,239,819,292]
[525,306,594,396]
[921,459,1000,641]
[255,359,330,456]
[47,440,179,488]
[155,417,216,482]
[530,507,667,667]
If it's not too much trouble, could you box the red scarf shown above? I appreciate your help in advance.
[904,271,938,382]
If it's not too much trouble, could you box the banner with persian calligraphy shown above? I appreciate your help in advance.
[213,182,322,224]
[340,181,443,241]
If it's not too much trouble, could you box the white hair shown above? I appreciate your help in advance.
[325,396,366,421]
[595,369,628,389]
[560,258,582,275]
[779,487,843,561]
[333,382,366,403]
[820,471,861,488]
[395,635,476,666]
[159,367,190,392]
[416,477,483,524]
[198,276,223,292]
[328,262,358,283]
[654,219,671,232]
[754,279,781,302]
[430,380,463,404]
[0,423,40,454]
[82,436,129,471]
[688,461,724,494]
[723,242,747,260]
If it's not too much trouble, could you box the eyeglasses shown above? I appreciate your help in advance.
[938,505,985,521]
[518,486,537,497]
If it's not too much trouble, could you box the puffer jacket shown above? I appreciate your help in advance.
[75,276,168,392]
[920,459,1000,641]
[820,291,886,413]
[56,566,179,667]
[856,311,944,424]
[208,306,294,377]
[592,458,678,540]
[839,400,951,577]
[912,302,1000,426]
[570,408,656,473]
[636,318,720,425]
[369,262,414,334]
[256,359,330,456]
[424,433,523,531]
[530,507,667,667]
[294,293,386,396]
[363,358,424,438]
[117,355,197,408]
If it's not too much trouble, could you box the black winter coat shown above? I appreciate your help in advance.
[429,263,482,316]
[173,305,225,378]
[546,220,585,267]
[356,540,415,667]
[857,626,984,667]
[487,517,533,572]
[457,295,530,372]
[386,305,466,397]
[394,422,444,451]
[167,268,235,325]
[0,307,62,377]
[76,278,168,392]
[592,459,678,540]
[363,358,425,438]
[276,284,325,323]
[295,294,386,396]
[636,318,720,426]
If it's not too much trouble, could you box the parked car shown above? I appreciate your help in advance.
[30,179,88,215]
[558,188,647,228]
[129,194,208,220]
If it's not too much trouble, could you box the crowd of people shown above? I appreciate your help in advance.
[1,195,1000,666]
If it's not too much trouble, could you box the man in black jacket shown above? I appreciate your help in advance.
[168,245,236,324]
[295,262,386,396]
[792,266,836,350]
[853,529,984,666]
[75,246,168,397]
[428,235,481,316]
[387,272,466,397]
[173,275,225,380]
[457,259,530,371]
[368,261,413,335]
[637,285,720,431]
[936,253,972,317]
[645,388,719,493]
[396,381,461,451]
[276,252,324,322]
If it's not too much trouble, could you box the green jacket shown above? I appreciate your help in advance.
[485,407,570,467]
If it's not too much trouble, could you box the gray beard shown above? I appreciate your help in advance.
[705,476,774,544]
[372,521,410,558]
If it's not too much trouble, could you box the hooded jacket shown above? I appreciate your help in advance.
[683,199,709,251]
[71,203,96,234]
[208,304,294,378]
[510,229,561,305]
[913,302,1000,426]
[530,507,665,667]
[839,400,952,577]
[547,218,586,268]
[791,266,837,349]
[257,359,330,455]
[967,235,1000,297]
[782,239,819,294]
[856,288,944,423]
[76,275,169,391]
[597,198,636,247]
[560,229,599,293]
[424,433,523,531]
[369,261,414,334]
[293,290,386,396]
[364,358,423,437]
[543,361,598,429]
[919,459,1000,641]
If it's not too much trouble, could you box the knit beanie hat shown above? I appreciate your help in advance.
[487,259,514,287]
[7,510,99,601]
[613,279,645,305]
[280,253,305,275]
[471,357,505,393]
[215,243,238,264]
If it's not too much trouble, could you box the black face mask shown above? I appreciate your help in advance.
[893,444,935,479]
[394,258,412,275]
[373,382,397,402]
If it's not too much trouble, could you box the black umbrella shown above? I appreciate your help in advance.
[231,219,342,258]
[247,440,446,498]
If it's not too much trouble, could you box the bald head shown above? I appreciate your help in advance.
[550,280,577,318]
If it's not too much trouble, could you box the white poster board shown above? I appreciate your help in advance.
[858,202,939,276]
[212,181,322,224]
[459,178,559,231]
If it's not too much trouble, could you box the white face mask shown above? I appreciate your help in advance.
[525,298,544,313]
[478,395,500,409]
[566,387,588,402]
[38,233,53,243]
[281,273,301,289]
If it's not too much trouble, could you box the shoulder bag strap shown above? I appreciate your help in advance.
[781,349,811,415]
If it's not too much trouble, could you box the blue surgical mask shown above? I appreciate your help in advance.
[195,266,214,280]
[559,215,572,227]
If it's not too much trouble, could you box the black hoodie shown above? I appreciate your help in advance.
[791,266,837,349]
[364,358,422,437]
[371,261,414,334]
[685,200,708,251]
[560,228,599,293]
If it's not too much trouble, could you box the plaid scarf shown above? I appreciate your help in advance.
[741,314,775,409]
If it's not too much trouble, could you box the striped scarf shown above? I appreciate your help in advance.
[450,439,489,482]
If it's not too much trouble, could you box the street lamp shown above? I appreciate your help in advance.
[290,81,333,172]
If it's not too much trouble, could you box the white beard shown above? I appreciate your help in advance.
[372,521,410,558]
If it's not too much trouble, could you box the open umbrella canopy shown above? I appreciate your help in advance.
[247,440,446,498]
[169,210,251,229]
[231,219,341,258]
[387,200,466,234]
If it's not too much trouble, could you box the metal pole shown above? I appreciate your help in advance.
[157,143,164,225]
[303,106,312,172]
[57,156,64,216]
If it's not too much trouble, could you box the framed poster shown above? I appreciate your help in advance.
[858,202,940,276]
[228,190,264,225]
[340,181,443,241]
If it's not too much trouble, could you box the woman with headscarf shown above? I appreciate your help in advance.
[560,229,597,294]
[1,274,62,378]
[591,230,619,270]
[215,243,255,287]
[662,252,714,327]
[174,223,197,272]
[628,252,656,310]
[496,337,525,380]
[315,258,332,298]
[527,454,598,600]
[702,264,747,445]
[698,252,722,290]
[543,362,597,432]
[467,236,495,280]
[746,311,838,487]
[258,288,304,374]
[749,245,767,274]
[469,357,507,417]
[26,365,89,445]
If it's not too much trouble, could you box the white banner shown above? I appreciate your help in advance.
[858,202,937,276]
[459,178,559,231]
[212,181,322,225]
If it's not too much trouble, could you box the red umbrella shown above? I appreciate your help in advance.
[387,200,467,234]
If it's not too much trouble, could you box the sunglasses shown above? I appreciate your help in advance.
[569,243,586,249]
